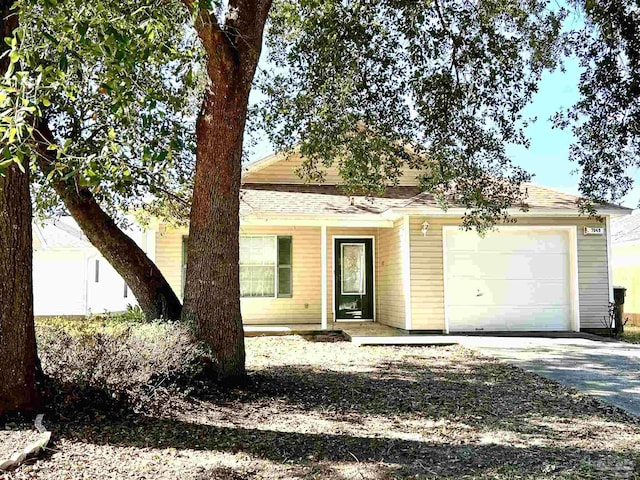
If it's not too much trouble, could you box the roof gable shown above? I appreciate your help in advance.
[243,152,424,187]
[242,152,631,218]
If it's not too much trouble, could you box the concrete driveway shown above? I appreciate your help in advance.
[459,336,640,417]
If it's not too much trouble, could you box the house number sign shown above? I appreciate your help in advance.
[584,226,605,235]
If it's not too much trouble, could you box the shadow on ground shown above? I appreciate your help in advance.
[471,340,640,416]
[38,353,640,479]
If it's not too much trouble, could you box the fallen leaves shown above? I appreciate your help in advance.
[5,335,640,479]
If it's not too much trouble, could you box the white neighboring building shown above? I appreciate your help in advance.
[33,217,140,316]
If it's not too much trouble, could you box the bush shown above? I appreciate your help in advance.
[89,304,147,323]
[37,320,207,411]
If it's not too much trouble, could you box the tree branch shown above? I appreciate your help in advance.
[433,0,461,86]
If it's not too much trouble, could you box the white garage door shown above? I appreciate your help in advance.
[444,229,573,332]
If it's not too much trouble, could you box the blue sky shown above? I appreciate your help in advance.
[506,59,640,209]
[249,58,639,209]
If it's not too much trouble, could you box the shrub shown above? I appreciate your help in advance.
[89,304,147,323]
[37,321,207,412]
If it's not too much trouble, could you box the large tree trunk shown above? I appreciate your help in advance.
[0,0,40,414]
[0,163,40,415]
[54,185,182,321]
[35,122,182,321]
[181,1,271,382]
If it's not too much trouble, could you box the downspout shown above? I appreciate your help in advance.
[83,251,97,317]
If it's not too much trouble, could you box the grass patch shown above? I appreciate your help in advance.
[620,325,640,344]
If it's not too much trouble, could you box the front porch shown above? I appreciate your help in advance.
[244,322,609,346]
[244,322,456,345]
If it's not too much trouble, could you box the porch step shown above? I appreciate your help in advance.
[244,325,333,337]
[343,332,459,347]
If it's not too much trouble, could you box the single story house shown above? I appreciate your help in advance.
[33,217,140,317]
[148,153,631,333]
[611,212,640,326]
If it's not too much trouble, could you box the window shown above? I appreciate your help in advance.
[95,259,100,283]
[181,235,293,298]
[277,236,292,298]
[239,235,292,298]
[341,243,366,295]
[123,282,128,298]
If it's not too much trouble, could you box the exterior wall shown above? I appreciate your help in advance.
[33,250,89,316]
[155,223,409,326]
[244,153,423,186]
[33,250,136,316]
[155,215,611,330]
[156,225,324,324]
[612,242,640,325]
[408,216,610,331]
[155,226,188,299]
[240,225,322,324]
[87,256,137,315]
[375,220,405,328]
[408,217,446,330]
[577,220,611,329]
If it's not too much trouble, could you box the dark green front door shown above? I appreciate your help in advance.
[334,238,374,320]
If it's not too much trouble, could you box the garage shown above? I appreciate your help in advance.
[444,227,577,332]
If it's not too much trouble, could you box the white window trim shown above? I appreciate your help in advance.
[240,235,278,299]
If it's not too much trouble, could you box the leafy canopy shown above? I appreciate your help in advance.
[555,0,639,209]
[256,0,566,229]
[2,0,638,229]
[1,0,201,223]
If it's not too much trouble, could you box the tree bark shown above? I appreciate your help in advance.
[0,0,40,415]
[0,163,40,415]
[35,123,182,321]
[181,0,271,382]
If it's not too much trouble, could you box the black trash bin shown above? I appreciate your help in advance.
[613,286,627,334]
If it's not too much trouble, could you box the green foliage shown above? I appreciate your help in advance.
[256,0,566,230]
[2,0,202,224]
[95,304,147,324]
[36,315,141,337]
[554,1,639,209]
[620,325,640,344]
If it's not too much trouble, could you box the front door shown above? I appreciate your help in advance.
[334,238,374,321]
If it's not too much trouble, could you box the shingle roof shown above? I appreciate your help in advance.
[240,183,630,216]
[612,211,640,244]
[240,184,419,215]
[33,217,91,249]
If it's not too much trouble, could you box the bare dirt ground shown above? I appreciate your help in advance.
[0,425,42,463]
[5,335,640,479]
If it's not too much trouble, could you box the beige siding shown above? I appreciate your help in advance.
[155,215,610,331]
[408,216,610,331]
[577,223,611,329]
[375,220,406,328]
[244,153,423,186]
[613,243,640,319]
[239,225,322,324]
[155,226,188,299]
[155,225,323,324]
[409,217,446,330]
